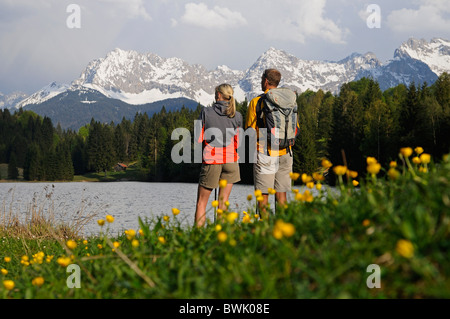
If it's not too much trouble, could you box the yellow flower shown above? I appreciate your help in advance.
[226,212,239,224]
[367,163,381,175]
[289,172,300,181]
[348,170,358,179]
[83,240,88,245]
[139,229,144,236]
[303,190,314,203]
[113,241,120,248]
[352,180,359,187]
[295,192,304,201]
[3,280,14,291]
[21,255,30,266]
[272,228,283,240]
[247,194,253,201]
[32,277,45,287]
[312,172,325,181]
[276,220,296,237]
[256,195,264,202]
[217,231,228,243]
[301,173,313,184]
[362,219,370,227]
[333,165,347,176]
[1,269,8,275]
[97,244,103,250]
[388,168,400,180]
[131,239,139,248]
[396,239,414,259]
[321,159,333,169]
[225,201,230,207]
[57,256,71,267]
[254,189,262,197]
[172,208,180,216]
[219,179,228,188]
[412,156,421,164]
[316,183,323,191]
[4,257,11,263]
[106,215,114,223]
[419,153,431,164]
[366,157,378,165]
[97,219,105,226]
[242,215,251,224]
[389,161,397,168]
[268,188,277,195]
[163,215,170,222]
[125,229,136,240]
[158,236,166,244]
[211,200,219,208]
[66,239,77,250]
[273,220,296,239]
[400,147,413,158]
[414,147,424,155]
[217,209,223,215]
[215,224,222,232]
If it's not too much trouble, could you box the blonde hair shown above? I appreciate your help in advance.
[215,83,236,118]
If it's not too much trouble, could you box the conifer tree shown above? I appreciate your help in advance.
[8,152,19,180]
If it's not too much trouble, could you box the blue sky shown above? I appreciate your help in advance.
[1,0,449,94]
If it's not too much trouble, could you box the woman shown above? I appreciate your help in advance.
[194,84,243,227]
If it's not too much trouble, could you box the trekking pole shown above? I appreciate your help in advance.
[214,187,217,223]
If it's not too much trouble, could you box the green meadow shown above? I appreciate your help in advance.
[1,149,449,299]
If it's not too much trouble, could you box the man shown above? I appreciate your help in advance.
[245,69,299,218]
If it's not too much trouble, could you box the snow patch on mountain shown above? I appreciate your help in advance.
[0,91,28,109]
[15,82,69,109]
[395,38,450,76]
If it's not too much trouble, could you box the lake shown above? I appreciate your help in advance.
[0,181,323,237]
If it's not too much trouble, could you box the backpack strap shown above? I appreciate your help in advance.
[255,94,271,156]
[255,94,266,129]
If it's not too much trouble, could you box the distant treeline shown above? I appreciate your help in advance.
[1,74,449,183]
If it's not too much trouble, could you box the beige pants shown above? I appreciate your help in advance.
[254,152,293,193]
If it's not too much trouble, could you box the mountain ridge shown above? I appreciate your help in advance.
[2,37,449,130]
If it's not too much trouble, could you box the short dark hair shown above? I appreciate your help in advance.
[262,69,281,87]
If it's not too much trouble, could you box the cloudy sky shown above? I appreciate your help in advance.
[1,0,450,95]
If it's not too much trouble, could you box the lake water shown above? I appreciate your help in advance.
[0,182,323,237]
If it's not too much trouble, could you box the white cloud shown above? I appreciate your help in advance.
[97,0,151,20]
[386,0,450,33]
[180,2,247,29]
[257,0,348,44]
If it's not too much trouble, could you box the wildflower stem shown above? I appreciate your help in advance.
[106,238,156,288]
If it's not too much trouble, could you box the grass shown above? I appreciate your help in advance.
[0,149,449,299]
[72,163,148,182]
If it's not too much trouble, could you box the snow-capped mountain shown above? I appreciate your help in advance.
[15,82,70,109]
[394,38,450,77]
[238,48,382,98]
[71,48,245,106]
[12,37,450,111]
[0,91,28,109]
